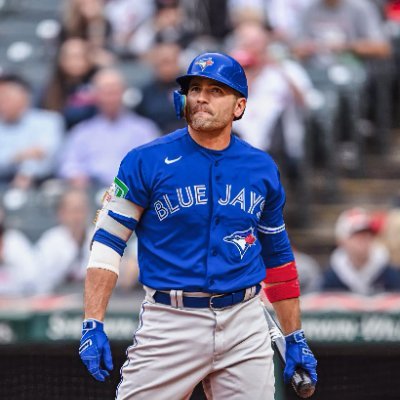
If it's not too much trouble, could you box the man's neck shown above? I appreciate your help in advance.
[324,0,340,9]
[2,110,27,125]
[188,125,232,151]
[348,253,369,270]
[102,109,123,121]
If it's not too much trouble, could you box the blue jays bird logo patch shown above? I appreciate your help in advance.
[195,57,214,71]
[223,227,257,259]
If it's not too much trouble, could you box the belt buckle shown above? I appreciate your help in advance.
[209,293,225,310]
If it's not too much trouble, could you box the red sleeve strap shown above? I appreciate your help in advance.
[263,279,300,303]
[263,261,297,284]
[263,261,300,303]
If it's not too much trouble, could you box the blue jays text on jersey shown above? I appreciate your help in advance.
[105,128,294,293]
[154,184,265,222]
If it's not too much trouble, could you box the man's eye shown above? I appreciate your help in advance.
[190,86,200,92]
[211,87,222,94]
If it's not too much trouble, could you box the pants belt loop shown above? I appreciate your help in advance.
[170,290,184,308]
[169,290,177,307]
[244,285,256,301]
[176,290,184,308]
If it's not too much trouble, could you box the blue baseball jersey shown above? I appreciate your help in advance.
[115,128,294,293]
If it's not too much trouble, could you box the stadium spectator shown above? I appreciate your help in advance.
[320,207,400,294]
[294,0,391,171]
[40,38,99,130]
[104,0,156,56]
[295,0,390,67]
[60,0,112,45]
[136,42,185,133]
[59,0,115,66]
[0,207,38,296]
[228,21,313,180]
[264,0,315,43]
[0,74,64,189]
[35,189,139,294]
[227,0,269,28]
[111,0,193,58]
[59,68,160,188]
[180,0,231,40]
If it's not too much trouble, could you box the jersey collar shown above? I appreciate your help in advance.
[185,127,237,157]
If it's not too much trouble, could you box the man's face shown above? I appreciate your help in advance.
[152,43,181,83]
[94,73,125,118]
[341,230,375,266]
[186,78,244,131]
[0,83,29,123]
[58,191,89,231]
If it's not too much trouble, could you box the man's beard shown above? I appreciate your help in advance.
[187,105,229,131]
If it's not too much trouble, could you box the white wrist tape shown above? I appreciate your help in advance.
[87,241,121,276]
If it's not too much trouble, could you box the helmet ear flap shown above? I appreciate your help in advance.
[173,90,187,119]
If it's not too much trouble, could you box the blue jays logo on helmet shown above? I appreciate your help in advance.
[223,227,257,259]
[195,57,214,71]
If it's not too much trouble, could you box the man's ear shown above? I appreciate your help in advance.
[234,98,246,120]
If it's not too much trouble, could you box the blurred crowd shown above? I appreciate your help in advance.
[1,0,400,297]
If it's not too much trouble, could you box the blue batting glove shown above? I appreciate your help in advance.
[79,319,113,382]
[284,329,317,385]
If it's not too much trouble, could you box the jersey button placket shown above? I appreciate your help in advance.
[214,160,221,226]
[207,158,221,291]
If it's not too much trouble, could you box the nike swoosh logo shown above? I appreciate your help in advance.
[165,156,182,164]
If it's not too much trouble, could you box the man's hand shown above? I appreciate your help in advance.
[79,319,113,381]
[284,329,317,385]
[13,147,45,163]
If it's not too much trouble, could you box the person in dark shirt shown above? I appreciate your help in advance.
[136,42,186,134]
[40,38,99,130]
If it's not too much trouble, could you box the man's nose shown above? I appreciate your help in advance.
[196,88,209,102]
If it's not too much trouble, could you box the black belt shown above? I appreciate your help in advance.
[153,284,261,309]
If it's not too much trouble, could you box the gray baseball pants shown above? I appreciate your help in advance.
[116,291,275,399]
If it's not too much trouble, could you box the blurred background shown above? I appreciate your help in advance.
[0,0,400,399]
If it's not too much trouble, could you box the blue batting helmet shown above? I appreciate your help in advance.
[176,52,248,99]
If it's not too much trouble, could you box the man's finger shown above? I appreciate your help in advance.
[103,342,114,371]
[91,368,110,382]
[284,363,296,384]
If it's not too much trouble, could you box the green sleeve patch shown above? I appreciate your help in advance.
[113,177,129,198]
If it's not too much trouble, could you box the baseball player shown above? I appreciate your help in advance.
[79,52,317,399]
